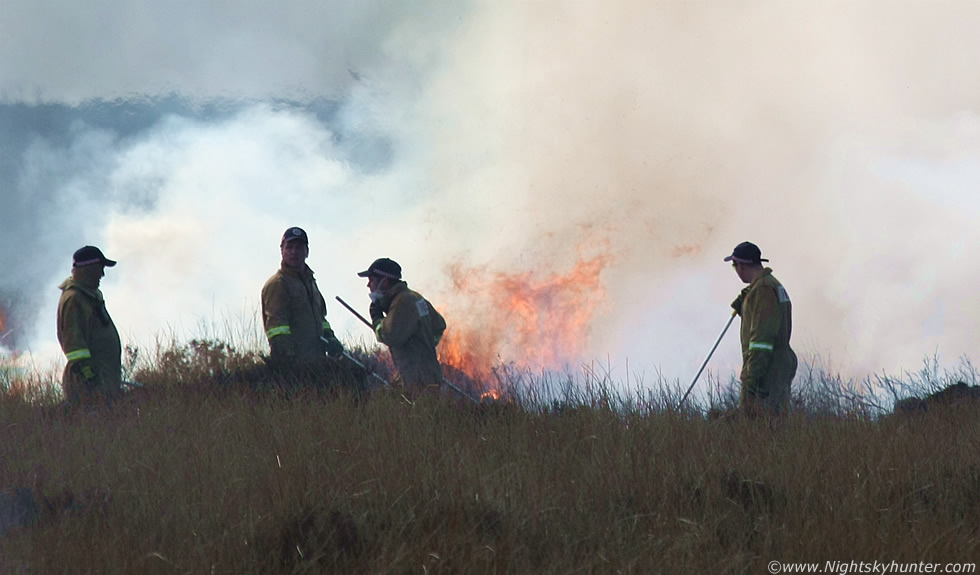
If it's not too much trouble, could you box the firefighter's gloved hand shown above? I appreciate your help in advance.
[322,330,345,358]
[731,287,750,315]
[71,359,98,386]
[369,302,384,323]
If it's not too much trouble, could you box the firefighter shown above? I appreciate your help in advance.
[358,258,446,390]
[57,246,122,407]
[726,241,797,415]
[261,227,344,366]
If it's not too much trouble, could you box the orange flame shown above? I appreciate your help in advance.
[437,250,612,398]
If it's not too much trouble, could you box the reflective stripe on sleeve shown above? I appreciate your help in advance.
[65,348,92,362]
[749,341,774,351]
[266,325,291,339]
[374,322,384,341]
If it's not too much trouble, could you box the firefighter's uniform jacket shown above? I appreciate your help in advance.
[373,281,446,387]
[57,277,122,404]
[738,268,797,413]
[262,263,333,362]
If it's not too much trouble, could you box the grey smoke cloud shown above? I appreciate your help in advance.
[3,1,980,387]
[0,0,466,102]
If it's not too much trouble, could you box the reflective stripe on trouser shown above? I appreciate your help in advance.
[748,341,773,351]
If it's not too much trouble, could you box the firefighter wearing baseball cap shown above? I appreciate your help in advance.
[726,241,797,415]
[57,246,123,406]
[262,227,344,365]
[358,258,447,389]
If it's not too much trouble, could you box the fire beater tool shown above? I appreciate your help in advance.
[320,336,390,389]
[678,310,737,409]
[335,295,480,404]
[334,295,373,328]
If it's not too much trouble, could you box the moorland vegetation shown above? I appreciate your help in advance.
[1,338,979,574]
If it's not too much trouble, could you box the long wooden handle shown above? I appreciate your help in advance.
[335,295,373,328]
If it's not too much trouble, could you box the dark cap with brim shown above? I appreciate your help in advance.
[357,258,402,280]
[73,245,116,268]
[723,241,769,264]
[281,227,309,246]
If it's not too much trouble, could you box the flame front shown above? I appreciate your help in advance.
[438,251,611,398]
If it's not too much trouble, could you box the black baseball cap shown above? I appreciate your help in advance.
[723,241,769,264]
[280,227,309,246]
[72,246,116,268]
[357,258,402,280]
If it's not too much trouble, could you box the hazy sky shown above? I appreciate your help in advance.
[2,1,980,390]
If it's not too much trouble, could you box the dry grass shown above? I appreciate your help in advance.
[1,342,979,574]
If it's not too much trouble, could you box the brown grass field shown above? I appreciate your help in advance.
[1,340,978,574]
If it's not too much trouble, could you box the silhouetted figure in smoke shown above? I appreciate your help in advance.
[359,258,446,393]
[726,242,797,416]
[57,246,122,407]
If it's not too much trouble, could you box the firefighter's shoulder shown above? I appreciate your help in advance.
[261,269,290,294]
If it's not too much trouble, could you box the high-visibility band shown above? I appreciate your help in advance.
[322,320,332,331]
[266,325,291,338]
[749,341,774,351]
[374,322,384,341]
[65,348,92,361]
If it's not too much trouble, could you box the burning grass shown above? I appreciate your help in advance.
[1,341,979,573]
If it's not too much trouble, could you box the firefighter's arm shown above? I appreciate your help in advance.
[261,279,296,359]
[375,297,418,347]
[731,286,750,315]
[369,302,385,342]
[308,283,343,356]
[59,296,98,385]
[321,319,344,357]
[742,286,781,395]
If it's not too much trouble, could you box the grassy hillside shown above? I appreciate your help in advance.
[1,341,978,574]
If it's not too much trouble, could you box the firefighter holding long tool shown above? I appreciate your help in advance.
[726,241,797,415]
[357,258,447,392]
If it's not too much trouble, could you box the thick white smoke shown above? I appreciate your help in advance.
[4,1,980,388]
[23,104,444,362]
[404,1,980,380]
